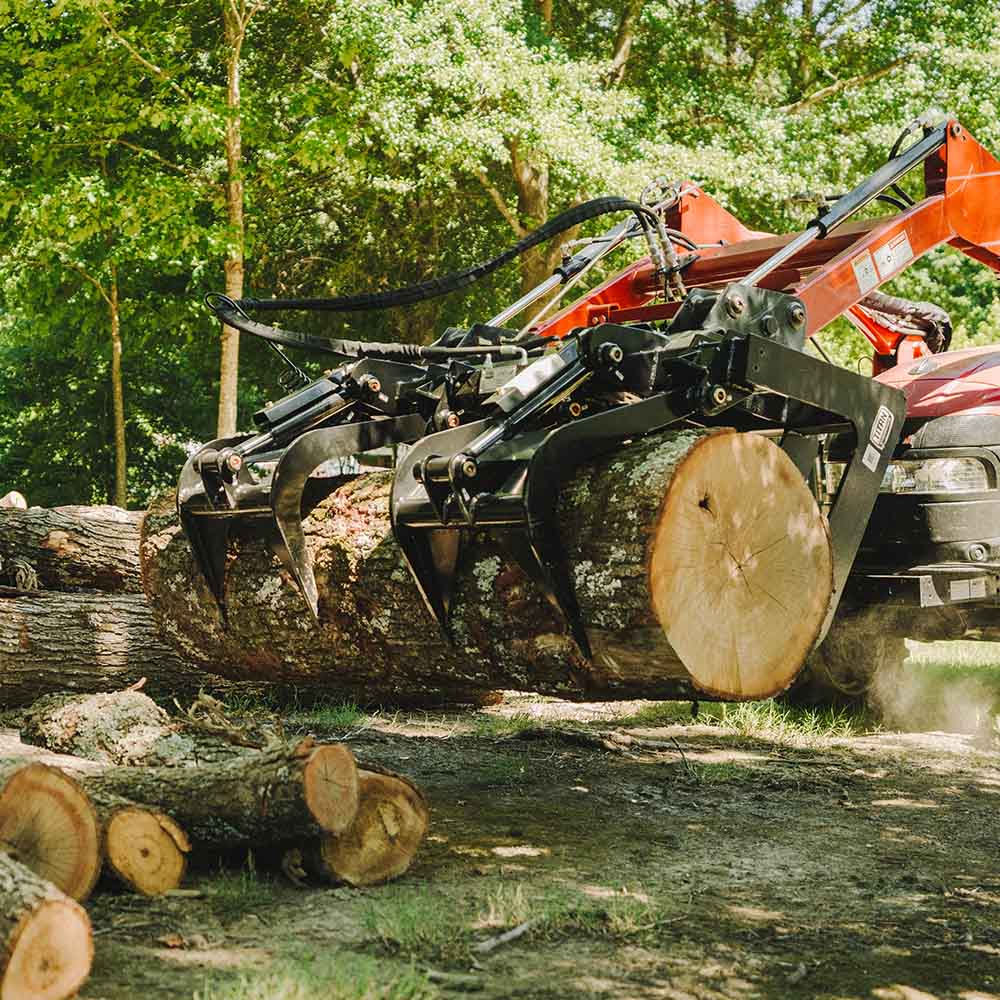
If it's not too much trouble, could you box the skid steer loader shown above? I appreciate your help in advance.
[179,113,1000,689]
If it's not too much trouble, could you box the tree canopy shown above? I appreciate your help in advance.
[2,0,999,506]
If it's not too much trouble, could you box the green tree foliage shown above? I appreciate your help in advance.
[1,0,999,505]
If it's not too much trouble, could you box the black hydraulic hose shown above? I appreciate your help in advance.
[235,196,664,314]
[206,294,533,361]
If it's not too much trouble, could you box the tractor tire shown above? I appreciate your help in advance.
[783,606,909,708]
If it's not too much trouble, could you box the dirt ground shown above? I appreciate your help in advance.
[67,667,1000,1000]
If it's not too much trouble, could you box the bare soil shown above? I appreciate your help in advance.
[65,690,1000,1000]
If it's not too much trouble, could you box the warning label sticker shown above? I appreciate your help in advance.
[862,443,881,472]
[852,250,878,296]
[873,230,914,280]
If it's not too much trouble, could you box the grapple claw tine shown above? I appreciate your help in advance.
[271,414,428,621]
[394,526,461,639]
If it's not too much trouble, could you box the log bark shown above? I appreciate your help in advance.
[0,761,100,902]
[0,853,92,1000]
[69,739,358,849]
[297,768,429,887]
[0,590,278,709]
[142,428,833,702]
[0,505,140,592]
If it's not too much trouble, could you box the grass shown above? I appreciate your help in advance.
[622,697,880,743]
[466,751,534,788]
[193,951,437,1000]
[470,711,538,738]
[363,881,676,965]
[208,865,279,921]
[296,700,368,731]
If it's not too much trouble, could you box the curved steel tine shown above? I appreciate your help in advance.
[176,434,253,621]
[271,414,427,621]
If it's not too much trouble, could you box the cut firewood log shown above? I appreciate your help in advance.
[72,739,359,849]
[0,760,100,902]
[0,505,140,592]
[88,790,189,896]
[142,428,833,702]
[297,767,429,887]
[0,853,93,1000]
[0,590,281,709]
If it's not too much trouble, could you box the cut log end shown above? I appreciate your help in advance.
[312,771,429,886]
[303,743,361,835]
[0,763,101,902]
[104,808,190,896]
[648,430,833,700]
[3,897,92,1000]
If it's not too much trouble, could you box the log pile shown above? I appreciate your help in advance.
[0,505,283,706]
[0,690,430,999]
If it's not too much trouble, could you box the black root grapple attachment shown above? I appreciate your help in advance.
[390,284,906,658]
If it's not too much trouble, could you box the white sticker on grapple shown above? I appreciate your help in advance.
[874,230,914,280]
[852,250,878,295]
[950,579,972,601]
[862,443,881,472]
[870,405,894,449]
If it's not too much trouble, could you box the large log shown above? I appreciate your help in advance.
[142,428,833,702]
[0,853,92,1000]
[0,590,280,709]
[0,505,140,592]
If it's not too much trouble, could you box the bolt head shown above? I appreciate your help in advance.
[711,385,729,406]
[446,412,461,428]
[789,303,806,327]
[224,452,242,472]
[761,314,778,336]
[461,458,478,479]
[725,294,746,317]
[951,122,963,138]
[969,543,988,562]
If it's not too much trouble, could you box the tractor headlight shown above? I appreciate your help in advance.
[880,457,990,494]
[823,456,991,497]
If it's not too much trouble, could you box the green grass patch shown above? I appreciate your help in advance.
[296,700,368,731]
[363,882,676,966]
[207,867,279,922]
[466,751,535,788]
[193,950,437,1000]
[621,698,880,743]
[470,711,538,738]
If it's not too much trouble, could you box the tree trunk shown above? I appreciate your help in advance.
[218,2,246,438]
[608,0,644,85]
[0,505,141,592]
[0,590,276,709]
[0,760,101,902]
[509,140,563,296]
[142,428,833,702]
[0,853,92,1000]
[74,739,359,849]
[109,267,127,508]
[296,767,429,887]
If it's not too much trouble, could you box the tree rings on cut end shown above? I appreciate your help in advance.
[3,896,92,1000]
[302,743,361,835]
[104,808,190,896]
[316,772,429,886]
[648,430,833,699]
[0,762,101,902]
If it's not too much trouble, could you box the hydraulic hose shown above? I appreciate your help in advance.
[233,196,663,314]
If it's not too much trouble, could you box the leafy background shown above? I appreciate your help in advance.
[2,0,999,506]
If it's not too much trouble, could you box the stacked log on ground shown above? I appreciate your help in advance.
[0,505,291,707]
[142,428,833,703]
[0,852,92,1000]
[16,690,430,886]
